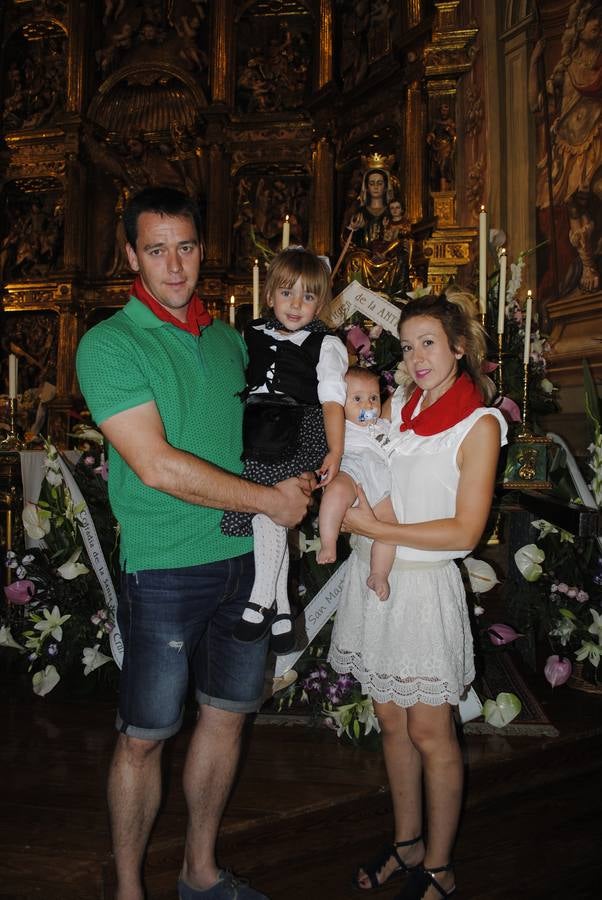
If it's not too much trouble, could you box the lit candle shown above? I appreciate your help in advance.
[252,259,260,319]
[8,353,18,399]
[497,249,507,335]
[523,290,533,366]
[282,214,290,250]
[229,294,236,327]
[479,205,487,314]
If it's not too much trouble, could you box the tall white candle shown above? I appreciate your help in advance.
[497,249,507,335]
[523,290,533,366]
[229,295,236,327]
[252,259,260,319]
[282,215,290,250]
[8,353,18,399]
[479,205,487,314]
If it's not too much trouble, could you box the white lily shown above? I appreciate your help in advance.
[357,696,381,736]
[22,502,51,540]
[530,519,558,538]
[34,605,71,641]
[57,548,90,580]
[482,692,522,728]
[71,426,104,445]
[549,617,576,647]
[32,665,60,696]
[407,284,433,299]
[462,557,499,594]
[514,544,545,582]
[0,625,24,651]
[44,468,63,486]
[82,644,113,676]
[587,608,602,643]
[575,640,601,668]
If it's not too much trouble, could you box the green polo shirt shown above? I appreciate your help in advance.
[76,297,253,572]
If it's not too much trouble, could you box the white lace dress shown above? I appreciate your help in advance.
[328,394,507,707]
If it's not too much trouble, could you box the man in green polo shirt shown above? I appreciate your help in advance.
[76,187,314,900]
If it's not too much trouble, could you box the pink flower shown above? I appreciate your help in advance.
[4,579,35,605]
[544,655,572,688]
[557,583,569,594]
[566,589,577,598]
[346,325,372,357]
[487,623,523,646]
[576,590,589,604]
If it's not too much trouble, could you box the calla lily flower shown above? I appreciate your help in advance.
[33,605,71,641]
[544,655,572,688]
[4,579,35,604]
[462,557,499,594]
[495,395,522,423]
[0,625,24,651]
[482,691,522,727]
[57,548,90,580]
[32,664,60,696]
[82,644,112,676]
[514,544,545,582]
[22,502,51,540]
[487,623,523,646]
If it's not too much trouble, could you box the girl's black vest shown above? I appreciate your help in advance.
[244,322,329,405]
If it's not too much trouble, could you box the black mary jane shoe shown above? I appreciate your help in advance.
[232,602,276,643]
[269,613,295,655]
[394,863,456,900]
[352,835,423,892]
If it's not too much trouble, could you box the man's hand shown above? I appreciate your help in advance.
[270,473,316,527]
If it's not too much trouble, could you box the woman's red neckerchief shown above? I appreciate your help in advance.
[399,372,484,436]
[131,275,212,335]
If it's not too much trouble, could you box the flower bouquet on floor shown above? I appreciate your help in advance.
[1,432,120,697]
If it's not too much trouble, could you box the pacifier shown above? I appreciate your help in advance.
[358,408,378,423]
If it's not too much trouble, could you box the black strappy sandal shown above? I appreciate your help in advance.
[352,835,423,892]
[394,863,456,899]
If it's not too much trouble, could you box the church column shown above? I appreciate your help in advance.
[211,0,234,106]
[204,142,229,268]
[310,136,334,257]
[317,0,333,89]
[66,0,88,114]
[402,77,425,225]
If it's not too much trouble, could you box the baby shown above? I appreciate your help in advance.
[317,367,396,600]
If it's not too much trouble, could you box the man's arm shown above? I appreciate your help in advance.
[100,400,314,528]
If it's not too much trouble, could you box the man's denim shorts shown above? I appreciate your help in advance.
[116,552,268,740]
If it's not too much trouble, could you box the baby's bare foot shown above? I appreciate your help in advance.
[367,572,390,600]
[317,544,337,564]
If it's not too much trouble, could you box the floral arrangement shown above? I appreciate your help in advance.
[1,430,119,696]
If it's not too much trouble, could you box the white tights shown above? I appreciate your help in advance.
[241,514,291,634]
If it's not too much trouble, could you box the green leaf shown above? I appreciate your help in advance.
[583,359,601,436]
[353,718,360,738]
[559,607,577,620]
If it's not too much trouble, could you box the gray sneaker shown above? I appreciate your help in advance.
[178,870,270,900]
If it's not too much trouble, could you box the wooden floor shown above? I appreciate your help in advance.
[3,659,602,900]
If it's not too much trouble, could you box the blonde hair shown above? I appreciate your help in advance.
[398,288,495,402]
[262,247,333,323]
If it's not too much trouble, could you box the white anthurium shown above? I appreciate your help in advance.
[32,665,60,696]
[482,692,522,728]
[22,502,51,540]
[462,557,499,594]
[57,548,90,580]
[82,644,113,676]
[540,377,556,395]
[514,544,545,582]
[0,625,25,651]
[34,605,71,641]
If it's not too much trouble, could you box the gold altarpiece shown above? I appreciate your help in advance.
[0,0,483,445]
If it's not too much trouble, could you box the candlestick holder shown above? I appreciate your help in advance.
[501,363,552,490]
[496,333,504,395]
[0,398,24,451]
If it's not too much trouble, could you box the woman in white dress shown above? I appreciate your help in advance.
[329,291,507,900]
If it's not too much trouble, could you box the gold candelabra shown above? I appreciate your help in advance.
[496,333,504,395]
[0,398,24,451]
[517,363,531,438]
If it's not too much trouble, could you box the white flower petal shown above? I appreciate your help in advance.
[462,557,499,594]
[32,665,60,696]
